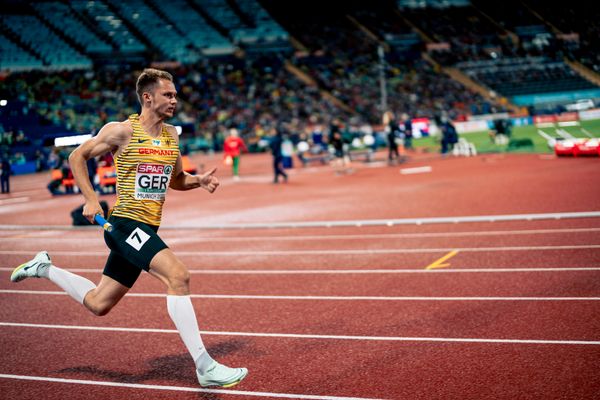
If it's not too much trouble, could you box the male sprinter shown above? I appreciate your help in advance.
[10,68,248,388]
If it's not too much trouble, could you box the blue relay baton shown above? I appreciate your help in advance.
[94,214,113,232]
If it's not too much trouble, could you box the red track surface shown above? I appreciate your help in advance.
[1,151,600,399]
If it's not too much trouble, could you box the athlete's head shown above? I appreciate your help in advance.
[136,68,177,118]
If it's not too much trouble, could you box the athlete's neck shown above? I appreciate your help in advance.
[138,111,164,138]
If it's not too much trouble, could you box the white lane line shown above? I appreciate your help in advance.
[7,228,600,243]
[1,227,599,241]
[0,197,29,206]
[2,290,600,301]
[400,166,432,175]
[183,267,600,274]
[0,374,383,400]
[0,210,599,230]
[2,267,600,274]
[0,198,68,215]
[161,227,600,244]
[1,322,599,345]
[1,245,599,256]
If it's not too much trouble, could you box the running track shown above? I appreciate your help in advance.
[1,151,599,399]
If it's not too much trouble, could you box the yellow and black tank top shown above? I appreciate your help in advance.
[111,114,179,226]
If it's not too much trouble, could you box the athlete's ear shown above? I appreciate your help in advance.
[142,91,152,105]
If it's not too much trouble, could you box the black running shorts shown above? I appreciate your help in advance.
[103,216,168,288]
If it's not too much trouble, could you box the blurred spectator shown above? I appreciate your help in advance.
[223,128,247,181]
[60,158,74,194]
[382,111,401,165]
[48,157,74,195]
[269,127,288,184]
[47,173,62,195]
[329,119,351,174]
[14,130,31,145]
[310,121,326,153]
[401,113,413,150]
[1,155,11,193]
[47,150,60,170]
[439,117,459,154]
[34,150,46,172]
[1,131,14,147]
[13,152,26,165]
[493,119,511,140]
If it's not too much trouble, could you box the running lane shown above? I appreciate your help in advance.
[1,326,599,400]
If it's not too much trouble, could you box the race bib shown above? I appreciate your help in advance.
[135,163,173,200]
[125,227,150,251]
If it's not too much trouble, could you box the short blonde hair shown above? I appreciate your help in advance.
[136,68,173,105]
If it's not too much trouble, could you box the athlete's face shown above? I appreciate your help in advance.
[148,79,177,118]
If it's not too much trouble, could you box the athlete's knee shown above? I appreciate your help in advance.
[167,262,190,292]
[84,293,115,317]
[91,303,113,317]
[85,300,113,316]
[169,270,190,289]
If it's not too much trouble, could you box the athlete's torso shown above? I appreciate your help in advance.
[224,137,244,156]
[111,114,179,226]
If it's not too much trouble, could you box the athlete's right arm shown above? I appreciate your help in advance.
[69,122,131,223]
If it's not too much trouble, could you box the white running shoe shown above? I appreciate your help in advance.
[196,361,248,388]
[10,251,51,282]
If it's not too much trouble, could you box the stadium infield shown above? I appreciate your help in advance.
[0,150,599,399]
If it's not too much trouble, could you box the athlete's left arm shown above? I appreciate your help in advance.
[168,126,220,193]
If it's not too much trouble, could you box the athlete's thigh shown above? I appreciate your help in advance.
[148,248,188,286]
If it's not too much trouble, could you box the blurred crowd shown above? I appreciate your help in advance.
[1,0,598,170]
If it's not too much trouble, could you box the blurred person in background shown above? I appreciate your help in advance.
[270,126,288,184]
[382,111,401,165]
[401,113,413,150]
[1,154,11,194]
[223,128,247,181]
[439,115,459,155]
[329,118,352,175]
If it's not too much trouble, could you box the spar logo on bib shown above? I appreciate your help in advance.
[135,163,173,200]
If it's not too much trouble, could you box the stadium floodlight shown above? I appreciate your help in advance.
[0,99,7,106]
[54,134,92,147]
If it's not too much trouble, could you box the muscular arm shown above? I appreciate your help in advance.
[68,122,130,222]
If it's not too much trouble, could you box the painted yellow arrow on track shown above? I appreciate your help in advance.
[425,250,459,270]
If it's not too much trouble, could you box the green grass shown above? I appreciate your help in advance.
[413,119,600,154]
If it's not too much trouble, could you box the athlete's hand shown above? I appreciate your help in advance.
[83,200,104,223]
[198,167,219,193]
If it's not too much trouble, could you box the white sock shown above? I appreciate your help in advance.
[167,295,214,374]
[45,265,96,304]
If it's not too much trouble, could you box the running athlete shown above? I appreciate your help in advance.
[10,68,248,388]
